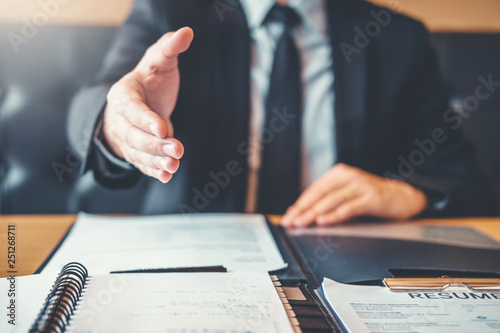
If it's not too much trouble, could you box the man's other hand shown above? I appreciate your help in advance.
[102,27,194,183]
[282,163,428,227]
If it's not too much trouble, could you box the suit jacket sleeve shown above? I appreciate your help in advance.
[66,0,165,188]
[396,23,495,217]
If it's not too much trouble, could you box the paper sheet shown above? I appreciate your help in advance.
[0,274,57,333]
[41,213,287,274]
[322,278,500,333]
[66,272,294,333]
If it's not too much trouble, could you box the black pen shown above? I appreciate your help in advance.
[110,265,227,274]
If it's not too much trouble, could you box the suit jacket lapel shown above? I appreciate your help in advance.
[327,0,368,166]
[205,1,251,211]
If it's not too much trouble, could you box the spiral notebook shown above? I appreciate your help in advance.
[6,263,298,333]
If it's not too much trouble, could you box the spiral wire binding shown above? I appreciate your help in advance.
[30,262,89,333]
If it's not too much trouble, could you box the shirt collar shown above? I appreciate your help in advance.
[240,0,325,33]
[239,0,274,29]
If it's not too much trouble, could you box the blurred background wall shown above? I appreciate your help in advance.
[0,0,499,214]
[1,0,499,31]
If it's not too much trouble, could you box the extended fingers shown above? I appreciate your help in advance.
[113,114,183,183]
[121,144,178,184]
[133,162,173,184]
[120,97,169,138]
[126,148,180,174]
[119,122,183,159]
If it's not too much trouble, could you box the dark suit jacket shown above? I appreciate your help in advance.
[67,0,495,216]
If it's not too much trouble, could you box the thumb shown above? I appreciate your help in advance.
[137,27,194,75]
[159,26,194,58]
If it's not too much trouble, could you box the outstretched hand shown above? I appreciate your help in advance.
[102,27,194,183]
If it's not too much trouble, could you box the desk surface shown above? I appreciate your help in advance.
[1,215,500,278]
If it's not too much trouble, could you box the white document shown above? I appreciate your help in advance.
[322,278,500,333]
[67,272,294,333]
[41,213,287,274]
[0,274,58,333]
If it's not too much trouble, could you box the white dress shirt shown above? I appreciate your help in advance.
[240,0,336,212]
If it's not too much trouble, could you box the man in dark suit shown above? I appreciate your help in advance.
[68,0,495,227]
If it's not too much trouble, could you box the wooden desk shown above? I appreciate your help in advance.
[1,215,500,278]
[0,215,75,278]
